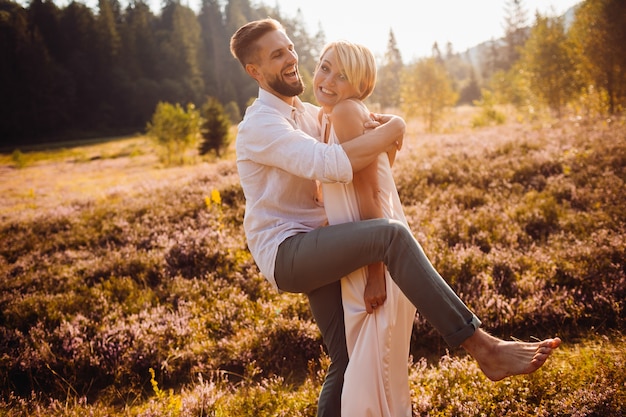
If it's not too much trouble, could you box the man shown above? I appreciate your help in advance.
[230,18,561,417]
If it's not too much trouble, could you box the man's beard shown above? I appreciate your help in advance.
[268,73,305,97]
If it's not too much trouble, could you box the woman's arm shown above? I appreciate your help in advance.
[332,100,387,313]
[332,101,383,221]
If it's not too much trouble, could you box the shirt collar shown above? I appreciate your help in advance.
[258,87,306,121]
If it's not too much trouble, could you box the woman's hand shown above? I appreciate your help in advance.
[364,263,387,314]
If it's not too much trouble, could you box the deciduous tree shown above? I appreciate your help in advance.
[401,57,458,132]
[518,13,579,117]
[570,0,626,114]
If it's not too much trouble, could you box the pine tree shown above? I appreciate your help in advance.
[441,41,476,105]
[199,97,231,157]
[502,0,529,70]
[59,1,99,127]
[224,0,257,111]
[95,0,123,124]
[28,0,64,62]
[198,0,228,102]
[25,0,73,133]
[458,68,481,105]
[96,0,121,69]
[431,41,443,63]
[480,37,501,81]
[120,0,158,79]
[158,2,204,104]
[373,29,403,111]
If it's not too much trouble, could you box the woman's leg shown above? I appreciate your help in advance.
[275,218,480,347]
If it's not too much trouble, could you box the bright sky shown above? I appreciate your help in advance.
[272,0,581,62]
[52,0,580,62]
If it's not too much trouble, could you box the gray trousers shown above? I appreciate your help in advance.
[275,218,481,417]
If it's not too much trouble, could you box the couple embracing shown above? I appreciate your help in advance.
[230,18,560,417]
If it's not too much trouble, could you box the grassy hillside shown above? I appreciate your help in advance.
[1,117,625,416]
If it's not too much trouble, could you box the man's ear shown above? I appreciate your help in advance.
[245,64,261,81]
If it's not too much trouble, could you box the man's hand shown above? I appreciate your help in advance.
[368,113,404,152]
[363,114,381,132]
[344,113,405,173]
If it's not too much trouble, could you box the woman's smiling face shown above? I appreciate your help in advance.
[313,47,359,112]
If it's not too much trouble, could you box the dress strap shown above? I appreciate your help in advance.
[321,113,330,144]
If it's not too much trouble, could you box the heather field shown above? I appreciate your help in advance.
[1,117,625,416]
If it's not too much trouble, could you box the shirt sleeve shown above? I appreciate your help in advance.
[237,106,353,184]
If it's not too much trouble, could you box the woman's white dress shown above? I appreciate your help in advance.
[322,119,417,417]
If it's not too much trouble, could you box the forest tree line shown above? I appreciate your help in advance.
[1,0,625,147]
[0,0,324,146]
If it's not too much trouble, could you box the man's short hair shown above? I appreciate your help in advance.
[230,18,284,68]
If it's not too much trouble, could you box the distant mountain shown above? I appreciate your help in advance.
[460,2,580,74]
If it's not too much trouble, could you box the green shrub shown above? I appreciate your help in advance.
[514,190,563,241]
[471,89,506,128]
[11,149,27,169]
[146,102,202,166]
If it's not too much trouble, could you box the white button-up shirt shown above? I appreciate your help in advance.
[236,88,353,289]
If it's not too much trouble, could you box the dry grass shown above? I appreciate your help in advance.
[0,115,624,416]
[0,135,237,223]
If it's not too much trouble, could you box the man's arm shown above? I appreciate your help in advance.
[237,106,353,183]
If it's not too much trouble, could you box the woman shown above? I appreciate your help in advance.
[313,40,416,416]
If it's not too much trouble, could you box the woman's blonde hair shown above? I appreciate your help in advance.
[319,40,377,100]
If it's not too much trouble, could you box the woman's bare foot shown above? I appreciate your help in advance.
[461,329,561,381]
